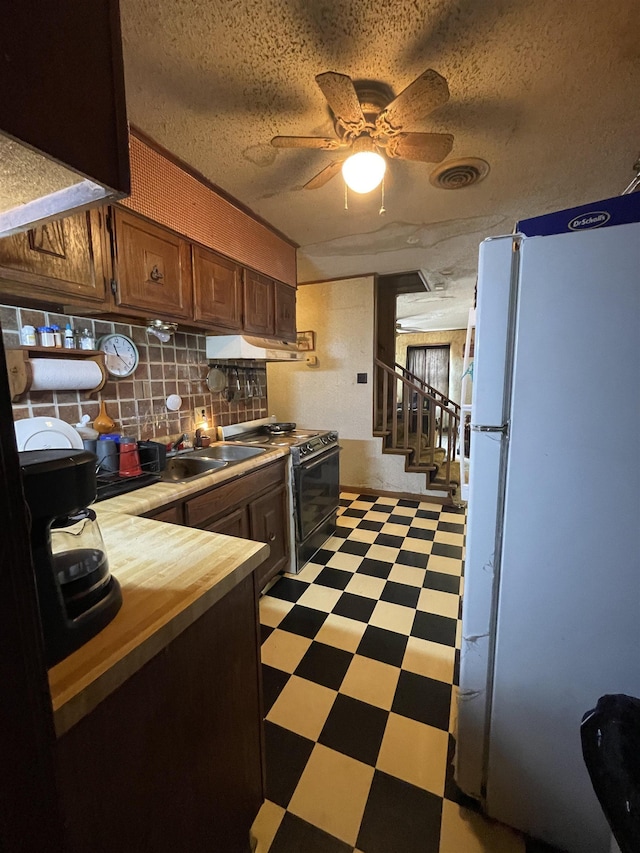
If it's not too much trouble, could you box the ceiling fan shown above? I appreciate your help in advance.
[396,324,426,334]
[271,69,453,192]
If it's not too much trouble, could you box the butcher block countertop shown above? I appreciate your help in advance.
[48,447,289,737]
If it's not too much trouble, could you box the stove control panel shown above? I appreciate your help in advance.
[290,431,339,464]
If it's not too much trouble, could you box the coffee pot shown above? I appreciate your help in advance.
[19,448,122,667]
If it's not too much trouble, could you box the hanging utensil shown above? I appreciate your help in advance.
[206,367,226,393]
[224,366,235,401]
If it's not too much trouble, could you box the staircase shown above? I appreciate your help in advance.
[373,359,461,502]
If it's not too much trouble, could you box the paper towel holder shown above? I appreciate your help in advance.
[5,346,108,401]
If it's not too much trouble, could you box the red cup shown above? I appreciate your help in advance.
[119,437,142,477]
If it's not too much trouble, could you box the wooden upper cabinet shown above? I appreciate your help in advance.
[243,270,275,336]
[110,208,193,320]
[192,245,242,329]
[244,270,297,340]
[274,281,297,342]
[0,209,108,307]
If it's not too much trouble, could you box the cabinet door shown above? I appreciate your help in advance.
[0,209,107,307]
[146,505,183,525]
[111,208,193,320]
[274,281,297,342]
[56,574,263,853]
[243,271,274,336]
[205,506,250,539]
[192,246,242,329]
[250,484,289,590]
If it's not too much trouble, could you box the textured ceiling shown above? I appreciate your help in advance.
[119,0,640,330]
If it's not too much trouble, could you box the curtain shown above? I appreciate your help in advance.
[406,345,450,395]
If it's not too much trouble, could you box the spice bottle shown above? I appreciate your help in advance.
[79,328,95,350]
[64,323,75,349]
[51,324,62,347]
[38,326,54,347]
[20,325,36,346]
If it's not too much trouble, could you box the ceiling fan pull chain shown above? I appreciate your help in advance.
[379,177,386,215]
[344,182,349,210]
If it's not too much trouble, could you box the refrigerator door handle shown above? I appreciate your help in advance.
[472,424,509,435]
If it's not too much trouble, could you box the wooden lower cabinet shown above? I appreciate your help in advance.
[184,459,290,591]
[55,574,263,853]
[144,459,290,590]
[207,504,250,538]
[146,503,183,525]
[250,484,288,591]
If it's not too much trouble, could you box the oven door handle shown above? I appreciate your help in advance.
[298,445,341,472]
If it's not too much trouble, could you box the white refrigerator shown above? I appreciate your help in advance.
[456,220,640,853]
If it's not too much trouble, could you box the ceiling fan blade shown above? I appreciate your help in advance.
[315,71,366,129]
[304,160,344,190]
[387,132,454,163]
[377,69,449,132]
[271,135,341,150]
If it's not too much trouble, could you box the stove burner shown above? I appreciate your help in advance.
[221,422,338,464]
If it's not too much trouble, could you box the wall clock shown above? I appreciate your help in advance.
[98,333,140,378]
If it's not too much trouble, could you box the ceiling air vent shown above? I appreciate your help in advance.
[430,158,490,190]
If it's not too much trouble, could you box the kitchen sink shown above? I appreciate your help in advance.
[159,444,266,482]
[160,456,228,482]
[191,445,267,462]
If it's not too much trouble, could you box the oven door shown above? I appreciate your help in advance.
[293,446,340,542]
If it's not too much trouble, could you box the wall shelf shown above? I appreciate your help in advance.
[6,347,107,402]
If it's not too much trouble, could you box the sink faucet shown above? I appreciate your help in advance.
[170,432,188,451]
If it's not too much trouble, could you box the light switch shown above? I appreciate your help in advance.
[357,373,367,384]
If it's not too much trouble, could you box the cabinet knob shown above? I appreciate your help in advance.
[149,265,164,282]
[268,533,276,541]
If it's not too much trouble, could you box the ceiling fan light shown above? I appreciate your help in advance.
[342,151,386,194]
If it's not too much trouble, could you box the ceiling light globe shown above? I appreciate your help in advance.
[342,151,386,194]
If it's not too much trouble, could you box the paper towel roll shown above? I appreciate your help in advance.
[29,358,103,392]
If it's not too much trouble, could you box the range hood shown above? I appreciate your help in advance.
[206,335,305,361]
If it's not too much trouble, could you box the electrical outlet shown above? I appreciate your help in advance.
[193,407,208,426]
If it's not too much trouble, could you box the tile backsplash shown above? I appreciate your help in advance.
[1,304,268,440]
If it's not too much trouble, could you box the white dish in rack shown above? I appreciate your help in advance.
[14,417,84,451]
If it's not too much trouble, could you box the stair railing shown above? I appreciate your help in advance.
[374,358,460,485]
[394,362,461,418]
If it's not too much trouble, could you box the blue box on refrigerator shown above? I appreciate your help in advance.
[517,192,640,237]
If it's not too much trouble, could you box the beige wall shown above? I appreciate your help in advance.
[395,328,467,405]
[267,277,442,496]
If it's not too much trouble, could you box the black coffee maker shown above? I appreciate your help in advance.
[19,448,122,668]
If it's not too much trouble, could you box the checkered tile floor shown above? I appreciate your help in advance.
[251,493,552,853]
